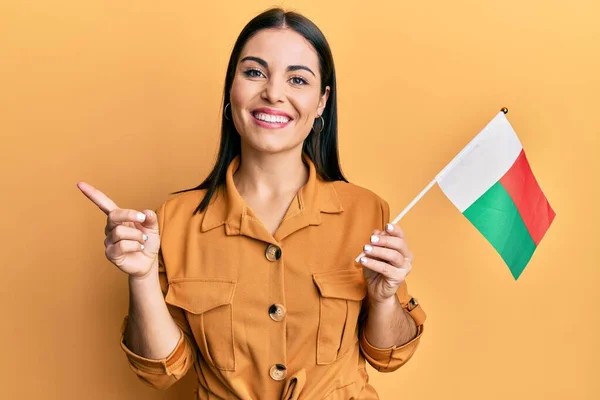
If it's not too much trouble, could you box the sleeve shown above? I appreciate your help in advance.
[359,197,427,372]
[360,323,424,372]
[119,202,197,390]
[359,279,426,372]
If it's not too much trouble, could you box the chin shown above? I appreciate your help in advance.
[243,137,302,155]
[253,142,294,154]
[240,129,305,155]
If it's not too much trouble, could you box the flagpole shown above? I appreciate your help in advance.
[354,178,437,262]
[354,107,509,263]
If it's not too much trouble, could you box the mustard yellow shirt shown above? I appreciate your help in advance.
[120,155,426,399]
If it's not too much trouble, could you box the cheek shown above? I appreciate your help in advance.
[228,80,251,135]
[229,79,247,109]
[293,92,321,122]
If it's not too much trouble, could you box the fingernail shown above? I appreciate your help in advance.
[136,212,146,222]
[386,223,394,232]
[370,235,380,243]
[364,244,373,252]
[360,257,368,265]
[143,234,148,241]
[141,244,145,250]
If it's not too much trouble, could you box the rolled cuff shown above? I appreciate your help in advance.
[360,324,424,372]
[405,304,427,327]
[119,316,194,388]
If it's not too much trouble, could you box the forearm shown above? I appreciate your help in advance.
[364,294,417,348]
[124,264,181,359]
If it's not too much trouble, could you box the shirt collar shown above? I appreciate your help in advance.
[201,154,344,243]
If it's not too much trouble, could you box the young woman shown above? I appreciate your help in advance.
[78,7,425,399]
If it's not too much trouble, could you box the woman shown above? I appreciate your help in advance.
[78,7,425,399]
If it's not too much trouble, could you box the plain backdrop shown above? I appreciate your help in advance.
[1,0,599,399]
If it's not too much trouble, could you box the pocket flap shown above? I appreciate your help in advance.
[165,279,236,314]
[312,269,367,301]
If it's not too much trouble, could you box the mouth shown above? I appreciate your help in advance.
[250,108,293,129]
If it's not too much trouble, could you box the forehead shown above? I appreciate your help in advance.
[239,28,320,71]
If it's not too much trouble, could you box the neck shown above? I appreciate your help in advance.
[233,146,309,199]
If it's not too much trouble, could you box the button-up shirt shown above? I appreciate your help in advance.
[120,155,426,399]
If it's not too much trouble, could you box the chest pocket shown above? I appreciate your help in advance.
[312,268,367,365]
[165,279,237,371]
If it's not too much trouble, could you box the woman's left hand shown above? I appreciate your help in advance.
[360,223,413,304]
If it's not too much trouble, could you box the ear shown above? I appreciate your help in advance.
[317,86,330,116]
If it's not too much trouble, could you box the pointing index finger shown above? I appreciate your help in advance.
[77,182,119,215]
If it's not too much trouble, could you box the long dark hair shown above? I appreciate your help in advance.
[174,7,347,214]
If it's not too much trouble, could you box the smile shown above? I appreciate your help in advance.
[251,108,293,129]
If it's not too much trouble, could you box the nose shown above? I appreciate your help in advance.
[261,78,285,104]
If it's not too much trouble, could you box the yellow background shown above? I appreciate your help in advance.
[1,0,598,399]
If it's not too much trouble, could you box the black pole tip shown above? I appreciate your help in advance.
[501,107,509,114]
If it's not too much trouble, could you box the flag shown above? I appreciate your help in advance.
[435,112,555,279]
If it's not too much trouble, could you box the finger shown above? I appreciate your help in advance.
[359,256,411,279]
[355,230,387,263]
[384,223,405,238]
[105,240,145,260]
[77,182,119,215]
[363,244,406,267]
[105,225,148,247]
[368,234,413,260]
[139,209,159,230]
[107,209,148,233]
[371,230,392,240]
[105,209,147,235]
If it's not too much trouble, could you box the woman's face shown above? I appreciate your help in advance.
[229,28,330,155]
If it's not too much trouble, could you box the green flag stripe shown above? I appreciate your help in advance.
[463,182,537,279]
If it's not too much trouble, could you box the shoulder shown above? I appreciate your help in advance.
[331,180,388,213]
[154,188,209,226]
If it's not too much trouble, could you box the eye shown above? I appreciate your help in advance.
[289,76,308,86]
[243,68,265,79]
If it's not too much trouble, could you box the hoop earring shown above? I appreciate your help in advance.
[224,103,231,120]
[312,115,325,134]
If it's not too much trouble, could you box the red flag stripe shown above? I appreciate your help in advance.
[499,150,556,246]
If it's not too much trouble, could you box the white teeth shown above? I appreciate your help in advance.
[254,112,290,123]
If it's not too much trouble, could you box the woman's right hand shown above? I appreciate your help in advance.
[77,182,161,279]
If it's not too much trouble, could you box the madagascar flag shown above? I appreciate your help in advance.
[435,112,555,280]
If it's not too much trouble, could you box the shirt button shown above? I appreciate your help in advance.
[269,364,287,381]
[268,304,286,322]
[265,244,282,262]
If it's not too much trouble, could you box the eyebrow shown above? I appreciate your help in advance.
[240,56,316,77]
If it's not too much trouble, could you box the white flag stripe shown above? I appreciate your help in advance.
[435,112,523,212]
